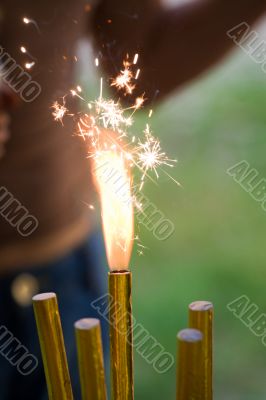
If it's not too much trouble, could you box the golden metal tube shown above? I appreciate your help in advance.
[32,293,73,400]
[75,318,107,400]
[176,328,204,400]
[189,301,213,400]
[109,270,133,400]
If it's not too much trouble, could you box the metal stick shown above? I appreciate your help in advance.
[32,292,73,400]
[109,270,133,400]
[176,328,203,400]
[189,301,213,400]
[75,318,107,400]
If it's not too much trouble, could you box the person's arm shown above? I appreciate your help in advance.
[92,0,266,101]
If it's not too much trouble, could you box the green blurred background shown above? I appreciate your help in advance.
[129,34,266,400]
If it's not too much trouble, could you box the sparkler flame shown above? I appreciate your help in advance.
[93,145,134,271]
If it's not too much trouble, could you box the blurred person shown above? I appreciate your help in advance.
[0,1,108,399]
[0,0,265,399]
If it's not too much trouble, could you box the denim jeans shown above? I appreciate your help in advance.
[0,231,109,400]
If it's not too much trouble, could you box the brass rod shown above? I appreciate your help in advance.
[189,301,213,400]
[32,292,73,400]
[109,270,133,400]
[75,318,107,400]
[176,328,203,400]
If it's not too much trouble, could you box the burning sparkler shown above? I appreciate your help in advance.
[68,59,176,399]
[92,127,134,400]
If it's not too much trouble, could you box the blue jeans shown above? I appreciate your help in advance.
[0,232,109,400]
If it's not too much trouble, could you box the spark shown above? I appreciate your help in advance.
[78,115,98,142]
[133,53,139,65]
[111,61,135,95]
[126,95,145,120]
[70,89,84,100]
[81,201,96,211]
[135,236,148,256]
[25,62,35,69]
[99,77,103,99]
[137,242,147,250]
[20,45,37,61]
[51,100,68,125]
[135,69,140,79]
[94,98,132,130]
[95,58,99,67]
[135,96,145,109]
[137,125,177,188]
[22,16,41,34]
[52,55,179,195]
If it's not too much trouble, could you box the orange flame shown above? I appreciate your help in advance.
[93,142,134,271]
